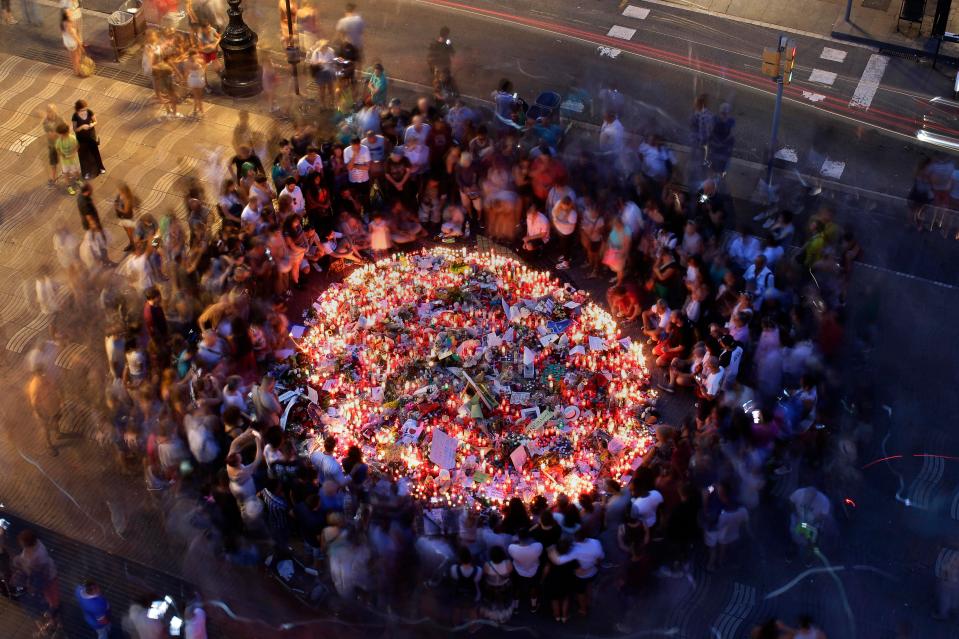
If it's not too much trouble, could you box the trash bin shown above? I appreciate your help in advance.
[120,0,146,35]
[108,10,137,61]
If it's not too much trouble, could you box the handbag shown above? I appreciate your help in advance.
[78,53,96,78]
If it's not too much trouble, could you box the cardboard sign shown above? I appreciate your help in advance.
[510,445,529,470]
[526,408,553,433]
[429,429,458,469]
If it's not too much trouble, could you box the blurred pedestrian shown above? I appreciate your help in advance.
[11,530,59,616]
[42,104,66,186]
[75,580,111,639]
[60,10,83,77]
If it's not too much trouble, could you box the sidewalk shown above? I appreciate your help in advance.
[655,0,959,62]
[0,511,206,638]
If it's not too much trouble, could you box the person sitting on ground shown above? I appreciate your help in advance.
[641,298,671,344]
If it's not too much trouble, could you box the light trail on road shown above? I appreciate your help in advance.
[413,0,957,139]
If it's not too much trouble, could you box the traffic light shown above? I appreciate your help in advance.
[783,44,798,84]
[762,48,782,78]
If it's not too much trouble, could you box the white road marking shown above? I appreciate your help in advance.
[849,54,889,110]
[8,133,37,154]
[607,25,637,40]
[597,46,623,59]
[802,91,827,102]
[820,47,848,63]
[821,159,845,179]
[623,5,651,19]
[809,69,837,85]
[775,147,798,162]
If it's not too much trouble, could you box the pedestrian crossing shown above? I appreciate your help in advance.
[0,52,276,362]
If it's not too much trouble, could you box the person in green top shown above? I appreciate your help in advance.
[41,104,66,186]
[54,122,81,195]
[800,221,826,270]
[366,63,388,106]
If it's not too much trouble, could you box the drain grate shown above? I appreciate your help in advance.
[21,47,153,90]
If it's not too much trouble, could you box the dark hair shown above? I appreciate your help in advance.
[489,546,507,563]
[285,176,297,186]
[324,436,337,453]
[457,546,473,564]
[74,99,88,111]
[55,123,69,135]
[17,529,38,548]
[145,286,161,301]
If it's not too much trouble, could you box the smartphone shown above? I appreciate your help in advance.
[169,616,183,636]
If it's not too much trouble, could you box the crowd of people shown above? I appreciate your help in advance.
[12,3,881,637]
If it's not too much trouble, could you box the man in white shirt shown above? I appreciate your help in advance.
[335,3,365,52]
[309,435,347,486]
[279,177,305,215]
[507,528,543,611]
[699,356,725,401]
[619,196,644,239]
[639,135,674,183]
[719,335,744,390]
[403,115,431,147]
[343,136,371,187]
[743,254,774,304]
[599,112,625,157]
[641,298,671,343]
[551,529,605,615]
[727,228,760,271]
[240,196,262,230]
[522,208,550,255]
[361,129,387,162]
[296,147,324,178]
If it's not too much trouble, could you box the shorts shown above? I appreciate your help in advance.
[572,574,595,594]
[48,146,58,166]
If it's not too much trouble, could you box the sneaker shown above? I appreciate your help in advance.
[66,186,77,195]
[100,168,106,174]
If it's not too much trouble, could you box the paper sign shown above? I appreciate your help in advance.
[523,347,536,366]
[547,319,572,334]
[371,386,384,402]
[399,419,423,445]
[290,325,306,339]
[608,437,625,456]
[618,337,632,350]
[486,485,506,501]
[510,445,529,470]
[429,429,458,469]
[510,392,531,406]
[520,406,541,420]
[487,332,503,348]
[564,301,581,309]
[503,328,515,343]
[557,335,569,348]
[322,379,337,391]
[472,471,490,484]
[588,336,606,351]
[539,333,559,347]
[569,345,586,357]
[501,298,510,317]
[526,408,553,433]
[306,386,319,404]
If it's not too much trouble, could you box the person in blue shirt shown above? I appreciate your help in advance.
[75,579,110,638]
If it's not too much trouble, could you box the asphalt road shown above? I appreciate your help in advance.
[241,0,955,196]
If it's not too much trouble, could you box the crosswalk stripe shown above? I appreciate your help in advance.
[607,25,637,40]
[849,54,889,110]
[808,69,837,85]
[622,5,651,19]
[820,47,847,63]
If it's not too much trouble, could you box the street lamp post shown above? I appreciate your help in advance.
[284,0,301,96]
[220,0,262,98]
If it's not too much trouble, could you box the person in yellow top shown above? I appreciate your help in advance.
[53,122,81,195]
[26,365,64,455]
